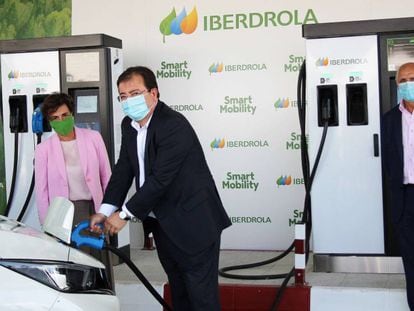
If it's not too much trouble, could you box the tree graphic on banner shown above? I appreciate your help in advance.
[0,0,71,39]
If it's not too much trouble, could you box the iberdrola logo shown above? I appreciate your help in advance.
[276,175,292,186]
[315,57,329,67]
[274,98,290,109]
[209,63,224,74]
[211,138,225,150]
[8,70,19,79]
[159,7,198,43]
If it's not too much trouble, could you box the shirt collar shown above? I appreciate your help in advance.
[399,100,410,115]
[130,114,153,132]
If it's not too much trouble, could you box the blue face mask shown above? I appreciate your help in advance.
[398,81,414,103]
[122,94,149,121]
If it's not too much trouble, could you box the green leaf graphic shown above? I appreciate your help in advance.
[210,139,216,149]
[159,8,176,43]
[276,176,283,186]
[208,63,215,74]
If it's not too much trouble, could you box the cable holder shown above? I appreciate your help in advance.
[294,223,306,286]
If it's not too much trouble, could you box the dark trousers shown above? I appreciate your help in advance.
[397,186,414,310]
[146,217,221,311]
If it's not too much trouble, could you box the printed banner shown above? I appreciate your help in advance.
[72,0,414,250]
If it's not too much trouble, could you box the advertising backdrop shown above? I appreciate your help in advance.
[72,0,414,250]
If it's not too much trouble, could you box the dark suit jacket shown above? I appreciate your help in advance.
[103,101,231,255]
[382,105,405,224]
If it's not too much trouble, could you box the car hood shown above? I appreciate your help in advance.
[0,216,103,268]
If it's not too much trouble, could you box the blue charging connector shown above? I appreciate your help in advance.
[71,220,105,250]
[32,106,44,134]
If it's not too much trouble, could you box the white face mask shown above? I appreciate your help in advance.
[122,94,149,121]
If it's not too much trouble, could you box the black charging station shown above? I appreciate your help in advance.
[317,85,338,127]
[9,95,28,133]
[346,83,368,126]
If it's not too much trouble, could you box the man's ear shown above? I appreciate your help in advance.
[150,88,158,98]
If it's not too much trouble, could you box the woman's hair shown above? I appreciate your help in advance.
[41,92,74,119]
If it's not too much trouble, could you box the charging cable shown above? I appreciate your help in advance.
[270,62,330,310]
[71,220,173,311]
[217,61,331,311]
[5,107,21,216]
[17,107,43,221]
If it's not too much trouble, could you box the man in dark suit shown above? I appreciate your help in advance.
[90,66,231,310]
[383,62,414,310]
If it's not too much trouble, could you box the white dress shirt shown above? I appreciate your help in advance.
[99,116,154,218]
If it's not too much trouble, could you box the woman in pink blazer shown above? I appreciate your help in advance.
[34,93,111,225]
[34,93,113,285]
[35,93,113,285]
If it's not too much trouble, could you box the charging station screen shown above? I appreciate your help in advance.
[387,37,414,71]
[77,95,98,113]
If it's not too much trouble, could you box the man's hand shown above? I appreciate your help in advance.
[105,212,127,236]
[89,213,107,233]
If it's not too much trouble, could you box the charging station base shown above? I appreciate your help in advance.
[313,254,404,273]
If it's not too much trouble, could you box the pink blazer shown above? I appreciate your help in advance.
[35,127,112,224]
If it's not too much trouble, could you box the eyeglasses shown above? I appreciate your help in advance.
[48,112,72,122]
[118,90,148,103]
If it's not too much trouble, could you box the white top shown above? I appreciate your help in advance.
[61,140,92,201]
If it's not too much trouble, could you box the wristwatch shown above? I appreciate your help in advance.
[119,210,131,221]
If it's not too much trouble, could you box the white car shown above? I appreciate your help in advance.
[0,198,120,311]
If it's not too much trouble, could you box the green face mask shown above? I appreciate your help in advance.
[50,116,75,136]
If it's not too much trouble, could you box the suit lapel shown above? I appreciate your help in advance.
[144,102,162,177]
[393,109,403,165]
[127,121,140,174]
